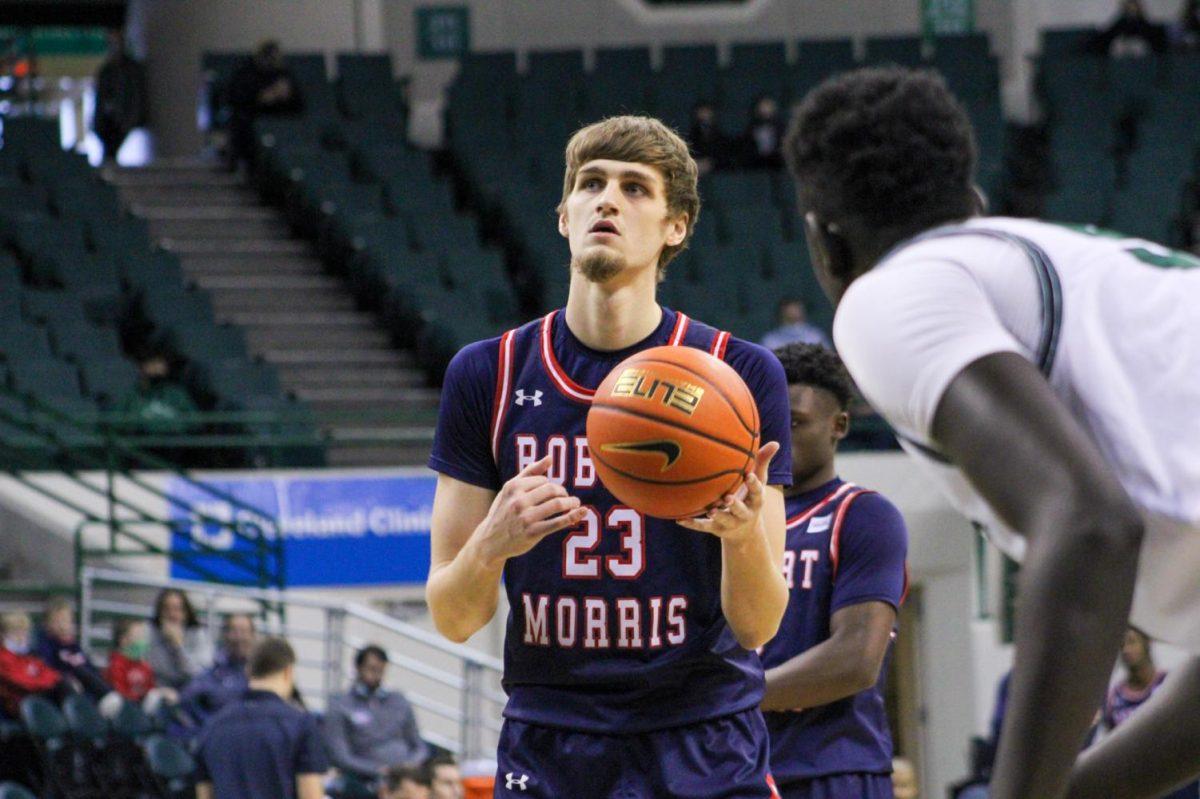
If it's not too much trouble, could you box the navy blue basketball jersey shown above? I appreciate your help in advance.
[429,307,793,733]
[1103,672,1167,730]
[761,478,908,784]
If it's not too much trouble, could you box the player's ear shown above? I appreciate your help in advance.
[833,410,850,442]
[804,212,854,286]
[664,213,688,248]
[971,184,989,215]
[558,207,569,239]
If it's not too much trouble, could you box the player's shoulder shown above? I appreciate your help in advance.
[842,488,908,534]
[443,317,541,389]
[719,334,787,385]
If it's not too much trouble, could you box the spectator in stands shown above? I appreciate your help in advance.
[760,297,832,350]
[741,94,786,170]
[92,28,146,165]
[325,644,429,781]
[1092,0,1168,55]
[426,754,463,799]
[147,587,213,690]
[687,101,727,175]
[118,349,200,459]
[0,611,64,718]
[1097,627,1198,799]
[227,40,304,172]
[1170,0,1200,48]
[36,597,112,700]
[195,636,328,799]
[177,613,255,735]
[892,757,919,799]
[105,617,177,708]
[380,765,431,799]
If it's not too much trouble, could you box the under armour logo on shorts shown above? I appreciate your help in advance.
[515,390,543,406]
[505,772,530,791]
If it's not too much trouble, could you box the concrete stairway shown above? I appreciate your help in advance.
[107,160,437,467]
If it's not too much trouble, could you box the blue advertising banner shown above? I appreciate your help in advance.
[166,473,436,587]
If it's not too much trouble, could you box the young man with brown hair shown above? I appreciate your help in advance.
[426,115,793,797]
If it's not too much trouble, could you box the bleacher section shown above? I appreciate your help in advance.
[202,51,522,380]
[445,35,1006,344]
[1036,41,1200,244]
[0,116,321,467]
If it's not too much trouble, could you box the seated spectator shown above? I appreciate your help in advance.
[325,644,429,781]
[380,765,430,799]
[105,617,178,709]
[147,587,213,691]
[195,637,328,799]
[177,613,256,736]
[760,298,832,351]
[426,754,463,799]
[687,101,727,175]
[741,94,786,170]
[1092,0,1168,55]
[227,39,304,172]
[0,611,64,717]
[1170,0,1200,48]
[118,349,200,461]
[36,597,112,700]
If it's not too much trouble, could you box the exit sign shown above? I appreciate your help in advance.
[416,6,470,60]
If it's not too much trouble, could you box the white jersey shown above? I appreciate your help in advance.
[834,216,1200,649]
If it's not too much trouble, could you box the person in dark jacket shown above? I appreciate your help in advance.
[36,597,111,700]
[226,39,303,171]
[92,29,146,164]
[175,613,256,738]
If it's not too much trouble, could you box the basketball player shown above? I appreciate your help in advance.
[426,116,793,798]
[761,344,908,799]
[784,66,1200,799]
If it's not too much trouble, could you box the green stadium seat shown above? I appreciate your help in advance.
[112,700,156,742]
[171,322,249,365]
[0,183,49,214]
[144,735,196,795]
[121,249,185,290]
[22,288,85,326]
[406,211,479,251]
[8,358,83,401]
[0,117,60,152]
[704,172,775,209]
[141,286,215,328]
[90,217,152,256]
[0,320,53,361]
[932,32,990,62]
[1041,27,1097,57]
[721,206,788,244]
[204,361,283,408]
[385,177,455,216]
[78,356,139,408]
[865,35,926,66]
[731,41,788,73]
[0,782,36,799]
[595,46,652,77]
[528,49,585,84]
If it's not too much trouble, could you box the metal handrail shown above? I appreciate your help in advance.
[79,566,504,760]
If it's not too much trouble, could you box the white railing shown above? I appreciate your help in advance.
[78,567,505,760]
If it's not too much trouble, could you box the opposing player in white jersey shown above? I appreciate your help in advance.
[784,66,1200,799]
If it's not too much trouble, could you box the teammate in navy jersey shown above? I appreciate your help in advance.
[425,116,792,798]
[759,344,908,799]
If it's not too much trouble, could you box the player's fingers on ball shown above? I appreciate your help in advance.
[754,441,779,478]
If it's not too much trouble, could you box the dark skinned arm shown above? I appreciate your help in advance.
[1066,656,1200,799]
[761,600,896,712]
[932,352,1144,799]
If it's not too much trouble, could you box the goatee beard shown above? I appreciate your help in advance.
[573,250,624,284]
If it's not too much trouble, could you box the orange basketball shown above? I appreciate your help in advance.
[586,345,760,520]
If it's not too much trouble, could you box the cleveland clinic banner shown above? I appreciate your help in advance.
[166,473,436,586]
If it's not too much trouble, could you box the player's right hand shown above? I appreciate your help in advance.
[473,455,586,566]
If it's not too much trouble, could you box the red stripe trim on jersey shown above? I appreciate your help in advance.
[539,311,595,403]
[490,329,517,462]
[709,330,731,360]
[668,312,690,346]
[785,482,857,529]
[766,774,781,799]
[830,489,871,577]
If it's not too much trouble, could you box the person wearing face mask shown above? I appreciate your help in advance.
[0,611,65,718]
[105,618,158,704]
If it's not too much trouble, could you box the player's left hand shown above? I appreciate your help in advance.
[677,441,779,545]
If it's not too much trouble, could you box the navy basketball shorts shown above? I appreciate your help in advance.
[776,773,894,799]
[494,707,781,798]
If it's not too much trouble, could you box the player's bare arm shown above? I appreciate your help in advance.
[427,455,588,642]
[679,441,789,649]
[933,351,1144,799]
[1066,656,1200,799]
[761,600,896,712]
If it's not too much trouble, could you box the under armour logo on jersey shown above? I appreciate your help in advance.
[807,514,832,533]
[514,390,543,407]
[505,772,530,791]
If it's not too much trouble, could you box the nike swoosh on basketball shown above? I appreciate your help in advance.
[600,440,683,471]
